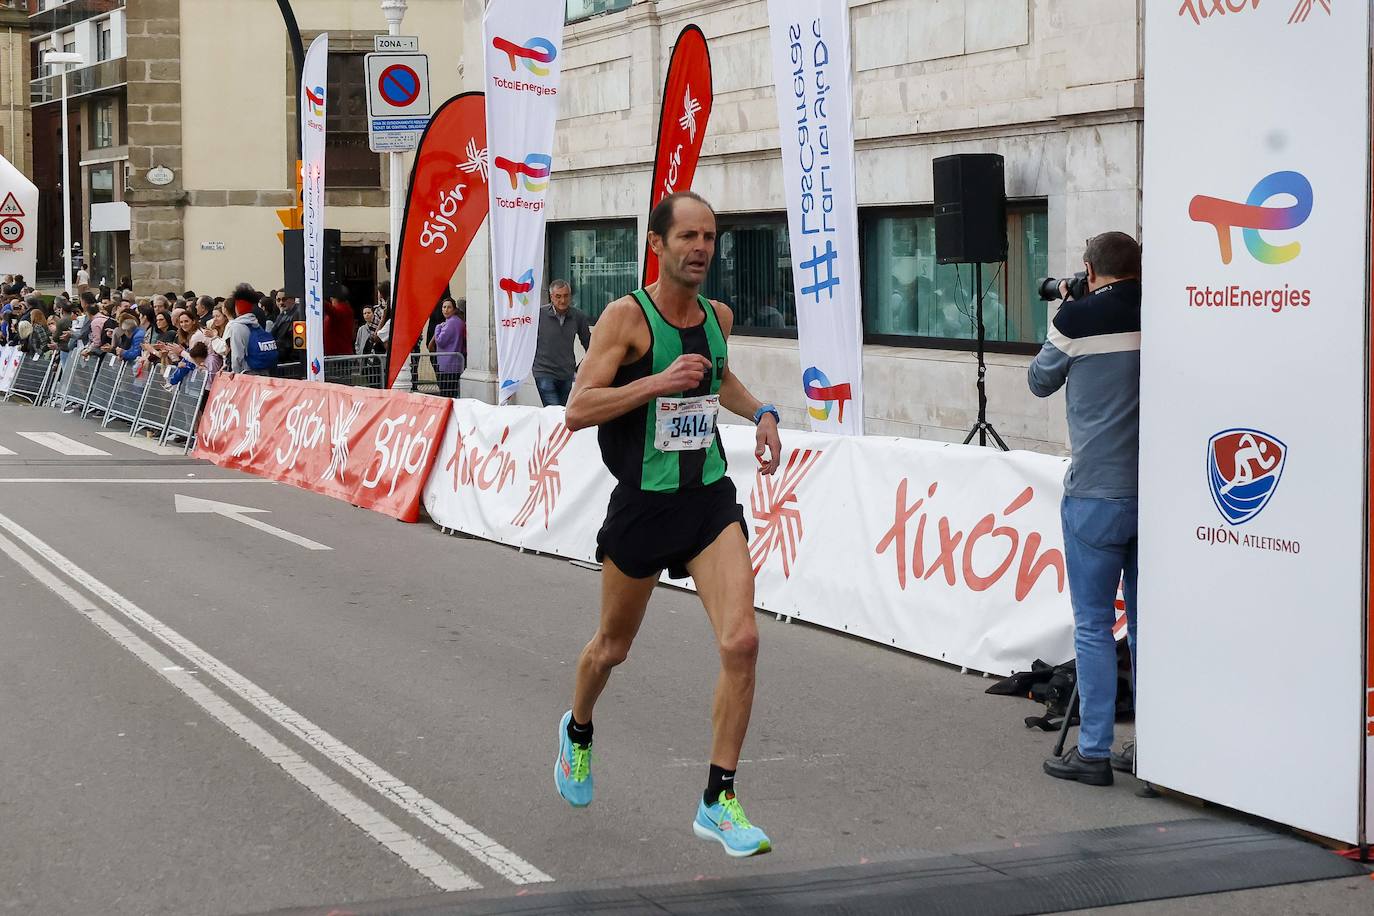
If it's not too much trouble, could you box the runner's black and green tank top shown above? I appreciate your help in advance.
[597,288,729,493]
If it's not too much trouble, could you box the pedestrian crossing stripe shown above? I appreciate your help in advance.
[0,192,24,217]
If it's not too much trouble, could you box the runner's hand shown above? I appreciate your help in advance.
[654,354,711,395]
[755,414,781,476]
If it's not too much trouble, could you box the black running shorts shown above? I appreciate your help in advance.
[595,477,747,580]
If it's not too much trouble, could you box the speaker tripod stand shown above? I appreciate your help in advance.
[961,261,1009,451]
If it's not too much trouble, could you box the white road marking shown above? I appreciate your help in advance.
[0,445,14,455]
[95,431,186,457]
[0,510,553,886]
[174,494,331,551]
[0,528,478,892]
[15,432,110,456]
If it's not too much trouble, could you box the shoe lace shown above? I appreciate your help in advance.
[570,743,591,782]
[719,794,754,830]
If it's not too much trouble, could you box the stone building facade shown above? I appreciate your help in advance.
[1,0,31,178]
[123,0,470,303]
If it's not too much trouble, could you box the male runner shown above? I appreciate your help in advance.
[555,191,782,858]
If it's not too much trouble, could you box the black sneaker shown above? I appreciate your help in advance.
[1043,748,1113,786]
[1111,740,1135,774]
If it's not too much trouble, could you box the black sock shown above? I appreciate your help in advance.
[704,764,736,805]
[567,715,593,748]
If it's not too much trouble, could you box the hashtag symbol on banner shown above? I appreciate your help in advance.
[800,241,839,303]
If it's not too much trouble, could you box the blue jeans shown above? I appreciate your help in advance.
[535,375,573,407]
[1060,495,1138,759]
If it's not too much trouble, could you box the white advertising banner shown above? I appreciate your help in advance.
[0,154,38,282]
[423,402,1074,675]
[483,1,563,402]
[1139,0,1369,844]
[766,0,864,435]
[0,346,21,394]
[301,33,329,382]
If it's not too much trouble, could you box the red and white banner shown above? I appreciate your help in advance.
[388,92,491,388]
[642,25,713,286]
[767,0,865,436]
[484,1,564,402]
[193,373,450,522]
[423,402,1072,675]
[301,33,328,382]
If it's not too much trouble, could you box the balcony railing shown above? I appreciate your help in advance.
[28,0,124,38]
[30,56,125,105]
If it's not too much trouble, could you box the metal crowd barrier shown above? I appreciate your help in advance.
[161,368,210,453]
[101,359,150,428]
[58,352,97,410]
[129,364,178,438]
[83,355,123,419]
[4,352,56,405]
[321,354,386,389]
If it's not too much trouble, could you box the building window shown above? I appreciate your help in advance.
[546,221,637,321]
[566,0,631,24]
[91,98,114,148]
[325,52,379,189]
[860,204,1049,349]
[89,165,114,206]
[699,214,796,336]
[96,20,112,62]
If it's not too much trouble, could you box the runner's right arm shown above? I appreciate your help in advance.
[565,297,709,431]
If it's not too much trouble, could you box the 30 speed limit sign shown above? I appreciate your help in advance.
[0,218,22,245]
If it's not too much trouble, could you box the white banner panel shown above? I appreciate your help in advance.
[301,34,329,382]
[1139,0,1369,843]
[484,2,563,402]
[0,154,38,282]
[423,402,1073,675]
[0,346,20,394]
[766,0,864,435]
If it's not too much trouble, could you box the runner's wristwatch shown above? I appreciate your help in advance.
[753,404,780,425]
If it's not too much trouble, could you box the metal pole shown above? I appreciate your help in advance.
[60,64,72,298]
[382,0,408,388]
[275,0,306,160]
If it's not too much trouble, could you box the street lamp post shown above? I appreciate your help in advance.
[380,0,407,312]
[45,51,84,298]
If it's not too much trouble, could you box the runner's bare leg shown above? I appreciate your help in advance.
[686,523,759,770]
[571,556,657,724]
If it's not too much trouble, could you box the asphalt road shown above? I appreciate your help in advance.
[0,400,1368,915]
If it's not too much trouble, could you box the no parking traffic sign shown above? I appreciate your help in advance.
[365,52,432,153]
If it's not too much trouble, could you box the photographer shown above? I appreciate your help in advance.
[1028,231,1141,788]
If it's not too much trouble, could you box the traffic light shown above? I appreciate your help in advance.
[292,321,306,351]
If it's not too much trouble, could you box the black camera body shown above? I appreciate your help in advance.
[1038,271,1089,302]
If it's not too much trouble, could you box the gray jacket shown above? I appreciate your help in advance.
[1028,279,1141,499]
[227,312,261,375]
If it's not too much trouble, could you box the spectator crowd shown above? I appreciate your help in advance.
[0,274,469,398]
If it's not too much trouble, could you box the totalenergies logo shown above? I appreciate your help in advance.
[1189,171,1312,265]
[492,36,557,76]
[802,366,853,423]
[493,153,552,192]
[498,268,535,308]
[305,85,326,118]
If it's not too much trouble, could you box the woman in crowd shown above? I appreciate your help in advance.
[430,298,467,399]
[190,310,227,376]
[26,307,51,356]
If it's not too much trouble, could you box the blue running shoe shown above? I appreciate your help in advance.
[693,791,771,857]
[554,710,593,807]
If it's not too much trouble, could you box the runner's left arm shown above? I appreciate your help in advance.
[710,300,781,476]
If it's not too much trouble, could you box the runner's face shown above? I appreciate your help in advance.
[654,200,715,288]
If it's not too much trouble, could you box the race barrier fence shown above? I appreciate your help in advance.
[188,370,1075,675]
[0,345,24,395]
[101,359,150,429]
[54,351,100,411]
[82,355,123,420]
[3,351,56,405]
